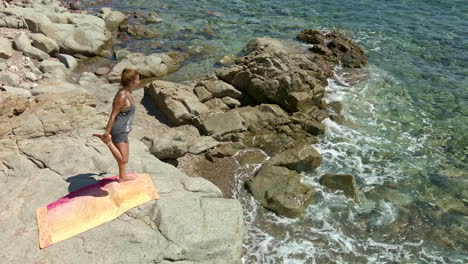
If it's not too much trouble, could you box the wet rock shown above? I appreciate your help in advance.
[297,30,368,69]
[145,11,162,24]
[218,54,236,66]
[296,29,324,44]
[247,164,314,218]
[0,37,13,59]
[319,174,359,201]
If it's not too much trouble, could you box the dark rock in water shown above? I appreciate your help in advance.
[319,174,359,201]
[247,165,314,218]
[309,44,331,55]
[297,29,324,44]
[297,30,368,68]
[329,114,345,124]
[69,1,81,11]
[145,11,162,24]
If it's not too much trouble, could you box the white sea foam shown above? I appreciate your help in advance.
[235,63,457,263]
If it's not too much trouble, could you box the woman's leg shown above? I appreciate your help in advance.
[114,142,131,181]
[93,134,136,182]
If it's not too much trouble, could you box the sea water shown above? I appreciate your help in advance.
[82,0,468,263]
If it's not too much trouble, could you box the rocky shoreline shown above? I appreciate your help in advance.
[0,0,368,263]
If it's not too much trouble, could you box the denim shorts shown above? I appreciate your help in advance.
[111,132,129,144]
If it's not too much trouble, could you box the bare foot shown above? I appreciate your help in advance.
[118,173,137,183]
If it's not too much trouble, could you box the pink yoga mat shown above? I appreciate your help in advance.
[36,173,159,248]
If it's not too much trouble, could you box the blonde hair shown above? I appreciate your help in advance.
[120,68,139,88]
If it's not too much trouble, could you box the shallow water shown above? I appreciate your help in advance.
[81,0,468,262]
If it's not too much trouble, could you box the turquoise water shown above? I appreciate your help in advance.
[83,0,467,263]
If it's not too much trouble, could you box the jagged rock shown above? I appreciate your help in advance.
[319,174,359,201]
[29,33,59,55]
[13,32,50,60]
[296,29,324,44]
[188,136,220,154]
[221,96,241,108]
[297,30,368,68]
[204,97,229,112]
[246,164,314,218]
[200,111,247,139]
[56,54,77,69]
[0,36,13,59]
[268,144,322,171]
[143,130,190,159]
[145,80,209,126]
[0,11,27,28]
[0,72,20,86]
[198,79,243,99]
[233,104,290,132]
[215,37,328,112]
[193,85,212,102]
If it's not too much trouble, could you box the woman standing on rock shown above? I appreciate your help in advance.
[93,68,140,182]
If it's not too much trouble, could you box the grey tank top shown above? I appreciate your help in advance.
[111,92,136,135]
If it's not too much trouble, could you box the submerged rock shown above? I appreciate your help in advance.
[297,29,368,68]
[319,174,359,201]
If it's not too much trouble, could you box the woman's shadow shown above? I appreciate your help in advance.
[65,172,112,198]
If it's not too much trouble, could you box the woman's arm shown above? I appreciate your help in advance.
[102,92,126,142]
